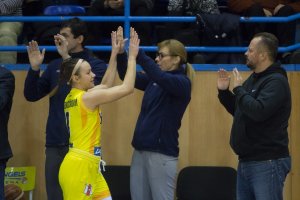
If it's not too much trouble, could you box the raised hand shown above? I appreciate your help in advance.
[27,40,45,71]
[128,27,140,59]
[217,68,230,90]
[111,31,121,56]
[232,68,243,88]
[54,34,70,60]
[116,26,127,54]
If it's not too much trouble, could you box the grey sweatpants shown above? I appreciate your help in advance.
[130,150,178,200]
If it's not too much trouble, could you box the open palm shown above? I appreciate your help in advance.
[217,69,230,90]
[128,27,140,58]
[27,40,45,70]
[116,26,126,54]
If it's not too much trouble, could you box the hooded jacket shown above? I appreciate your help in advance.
[218,63,291,161]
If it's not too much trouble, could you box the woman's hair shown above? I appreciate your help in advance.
[49,58,83,98]
[60,58,83,85]
[157,39,195,86]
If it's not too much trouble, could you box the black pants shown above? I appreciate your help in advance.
[242,3,296,46]
[0,159,7,200]
[45,146,69,200]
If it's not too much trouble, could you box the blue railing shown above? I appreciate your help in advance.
[2,44,300,53]
[1,0,300,70]
[3,63,300,72]
[2,14,300,23]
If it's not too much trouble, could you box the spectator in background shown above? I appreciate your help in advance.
[42,0,81,8]
[159,0,220,41]
[0,66,15,199]
[21,0,90,63]
[228,0,300,63]
[0,0,23,64]
[87,0,154,48]
[168,0,220,16]
[24,17,107,200]
[157,0,220,63]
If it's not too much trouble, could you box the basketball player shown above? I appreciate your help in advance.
[29,27,138,200]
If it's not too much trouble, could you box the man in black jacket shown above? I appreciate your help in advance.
[0,66,15,199]
[217,32,291,200]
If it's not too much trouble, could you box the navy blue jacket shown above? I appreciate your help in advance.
[218,63,291,161]
[0,67,15,160]
[24,49,106,147]
[117,51,191,157]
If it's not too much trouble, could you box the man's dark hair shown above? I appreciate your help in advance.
[254,32,279,62]
[61,17,88,46]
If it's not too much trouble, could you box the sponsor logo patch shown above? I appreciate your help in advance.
[94,147,101,156]
[83,184,93,196]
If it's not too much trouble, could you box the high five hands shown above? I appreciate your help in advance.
[115,26,127,54]
[128,27,140,59]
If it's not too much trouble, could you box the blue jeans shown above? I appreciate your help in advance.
[237,157,291,200]
[0,160,7,200]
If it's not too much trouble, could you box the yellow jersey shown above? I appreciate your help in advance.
[64,88,102,156]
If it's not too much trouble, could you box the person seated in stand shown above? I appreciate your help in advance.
[228,0,300,63]
[23,0,89,54]
[157,0,220,63]
[86,0,154,61]
[0,0,23,64]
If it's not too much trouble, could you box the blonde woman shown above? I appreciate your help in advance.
[117,38,195,200]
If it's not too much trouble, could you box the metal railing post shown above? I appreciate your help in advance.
[124,0,130,40]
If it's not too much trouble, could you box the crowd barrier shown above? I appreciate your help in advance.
[3,64,300,72]
[0,0,300,71]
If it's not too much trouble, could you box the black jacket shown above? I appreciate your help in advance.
[218,63,291,161]
[0,67,15,160]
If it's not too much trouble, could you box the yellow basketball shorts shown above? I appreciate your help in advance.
[59,148,111,200]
